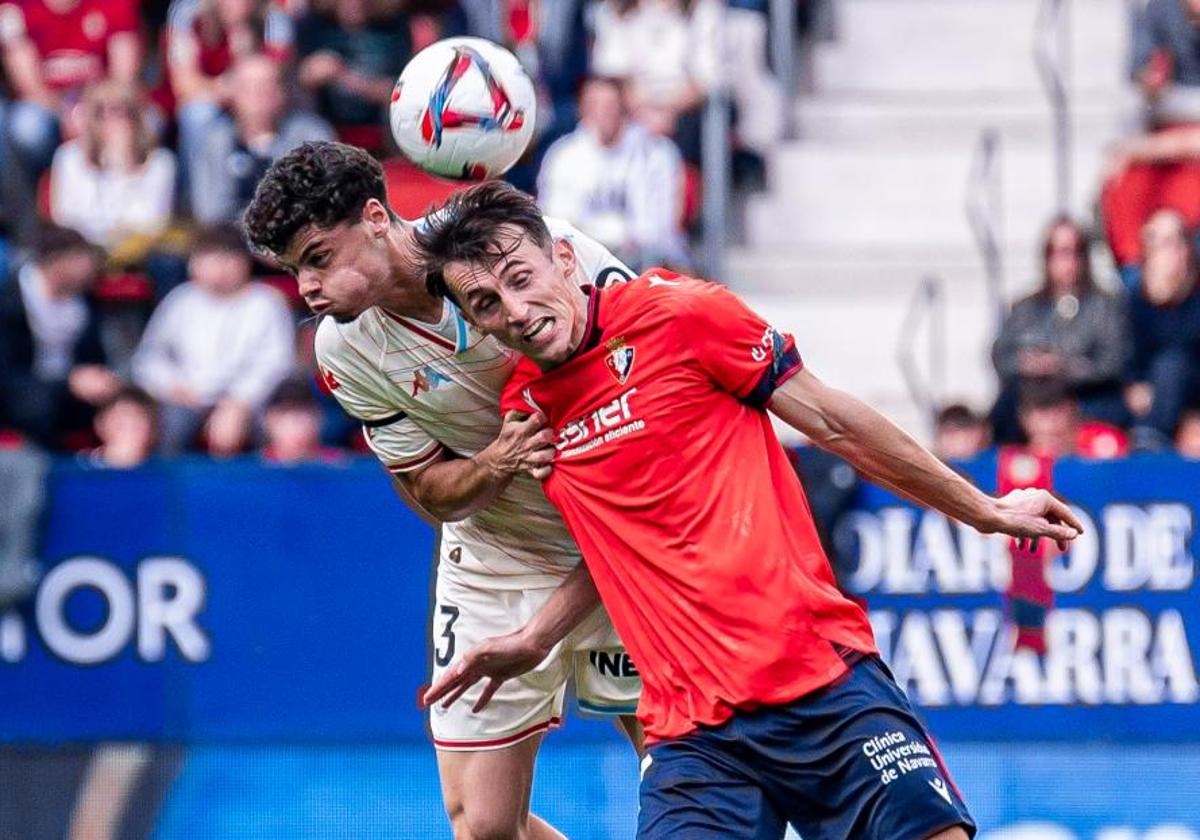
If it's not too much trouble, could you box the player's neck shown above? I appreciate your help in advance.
[378,220,444,323]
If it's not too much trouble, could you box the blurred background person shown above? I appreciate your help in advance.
[457,0,587,192]
[1175,408,1200,457]
[295,0,411,152]
[1103,0,1200,275]
[589,0,720,165]
[48,80,176,254]
[0,0,141,191]
[84,384,158,468]
[0,224,120,451]
[131,222,296,455]
[1126,208,1200,451]
[163,0,294,203]
[932,403,992,463]
[1017,379,1128,461]
[260,377,343,465]
[537,75,689,271]
[189,52,333,223]
[991,216,1129,444]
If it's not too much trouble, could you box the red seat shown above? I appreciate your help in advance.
[382,157,468,218]
[94,272,154,304]
[336,124,387,154]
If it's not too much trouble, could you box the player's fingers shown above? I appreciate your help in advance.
[422,665,467,707]
[440,679,476,710]
[528,428,556,447]
[472,678,504,713]
[529,465,552,481]
[525,448,555,466]
[1046,495,1084,534]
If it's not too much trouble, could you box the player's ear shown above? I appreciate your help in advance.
[552,237,577,280]
[362,198,391,237]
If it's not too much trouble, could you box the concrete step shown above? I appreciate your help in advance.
[795,91,1128,145]
[739,264,1000,441]
[747,140,1105,252]
[816,0,1128,97]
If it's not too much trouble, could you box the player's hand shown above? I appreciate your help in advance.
[987,488,1084,552]
[480,411,556,479]
[421,630,552,713]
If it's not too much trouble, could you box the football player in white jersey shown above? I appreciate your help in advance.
[243,141,641,840]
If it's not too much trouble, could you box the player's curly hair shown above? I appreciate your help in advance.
[242,141,394,258]
[415,181,551,302]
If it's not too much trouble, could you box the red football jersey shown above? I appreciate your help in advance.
[501,273,877,741]
[0,0,138,93]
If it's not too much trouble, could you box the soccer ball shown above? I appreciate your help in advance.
[389,37,537,181]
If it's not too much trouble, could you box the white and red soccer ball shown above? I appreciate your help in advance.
[389,37,536,181]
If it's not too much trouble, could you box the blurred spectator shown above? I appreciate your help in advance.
[458,0,588,191]
[1126,208,1200,451]
[1176,408,1200,457]
[991,216,1129,443]
[537,76,689,270]
[590,0,721,163]
[0,225,120,449]
[725,0,784,159]
[164,0,294,199]
[131,222,296,455]
[1103,0,1200,272]
[0,0,141,183]
[85,384,158,467]
[0,443,47,607]
[933,403,991,462]
[189,52,334,223]
[261,377,342,464]
[295,0,410,146]
[49,79,176,250]
[1130,0,1200,126]
[1018,379,1128,460]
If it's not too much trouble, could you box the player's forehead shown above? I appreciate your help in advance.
[279,220,354,266]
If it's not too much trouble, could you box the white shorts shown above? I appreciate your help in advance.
[429,548,641,751]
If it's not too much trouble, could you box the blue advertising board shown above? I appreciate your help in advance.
[839,452,1200,743]
[2,455,1200,838]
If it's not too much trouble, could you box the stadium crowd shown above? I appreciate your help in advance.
[0,0,794,467]
[2,1,1200,587]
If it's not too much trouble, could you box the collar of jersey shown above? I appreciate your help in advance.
[563,285,604,364]
[447,301,471,353]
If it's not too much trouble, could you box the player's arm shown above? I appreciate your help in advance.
[768,368,1083,548]
[392,410,556,522]
[421,561,601,712]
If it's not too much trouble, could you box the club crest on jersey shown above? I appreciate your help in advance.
[604,338,636,384]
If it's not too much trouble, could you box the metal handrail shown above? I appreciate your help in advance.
[965,127,1006,326]
[1034,0,1072,213]
[701,93,730,280]
[896,275,948,431]
[769,0,798,139]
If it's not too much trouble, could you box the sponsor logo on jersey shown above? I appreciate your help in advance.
[604,337,636,384]
[318,365,340,391]
[521,387,544,416]
[751,325,778,363]
[556,388,643,457]
[412,366,450,396]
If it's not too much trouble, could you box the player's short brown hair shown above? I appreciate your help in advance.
[242,141,394,258]
[414,181,551,303]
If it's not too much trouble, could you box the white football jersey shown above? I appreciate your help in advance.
[315,217,633,589]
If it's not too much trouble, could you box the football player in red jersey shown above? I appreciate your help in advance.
[419,182,1084,840]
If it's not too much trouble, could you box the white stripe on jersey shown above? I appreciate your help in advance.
[316,217,634,589]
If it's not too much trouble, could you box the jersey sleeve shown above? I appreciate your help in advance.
[313,319,445,475]
[673,278,803,407]
[542,216,635,289]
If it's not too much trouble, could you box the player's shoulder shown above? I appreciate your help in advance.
[313,312,376,374]
[608,270,728,317]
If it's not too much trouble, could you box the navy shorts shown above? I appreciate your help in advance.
[637,656,976,840]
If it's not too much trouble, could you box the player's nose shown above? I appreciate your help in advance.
[296,269,321,299]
